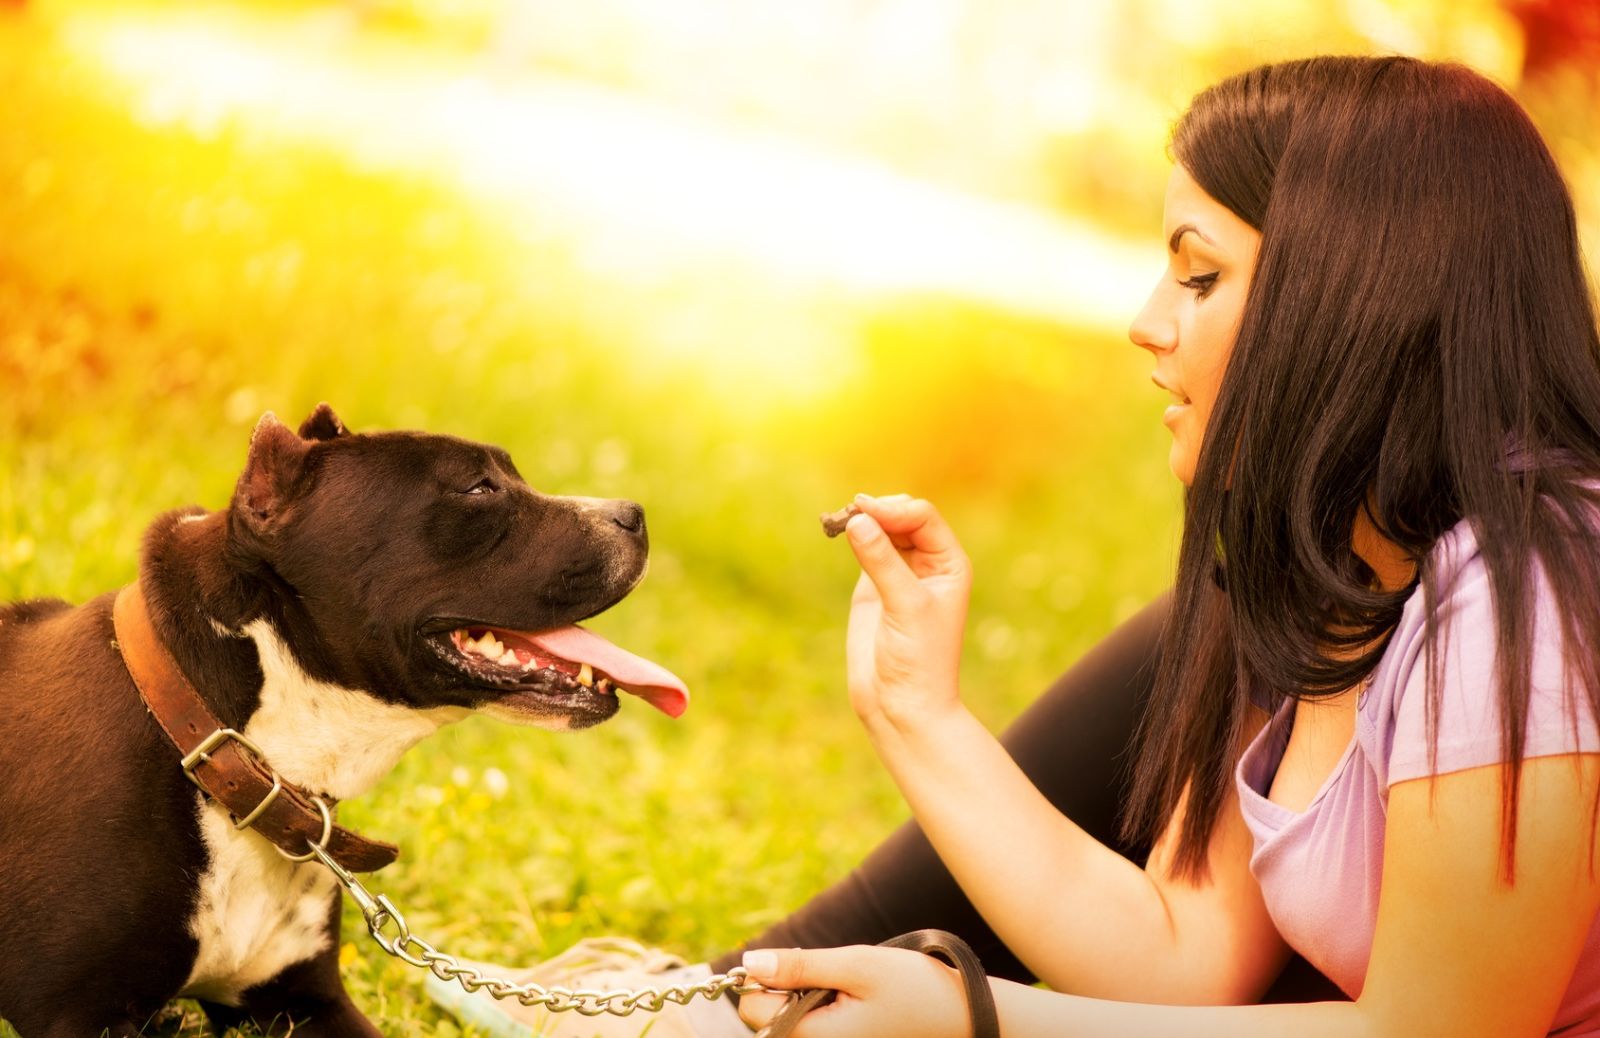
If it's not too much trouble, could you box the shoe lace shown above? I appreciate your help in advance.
[528,936,689,985]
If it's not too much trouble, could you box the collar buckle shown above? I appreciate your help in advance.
[180,726,285,831]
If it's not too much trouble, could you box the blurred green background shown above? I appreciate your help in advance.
[1,0,1595,1032]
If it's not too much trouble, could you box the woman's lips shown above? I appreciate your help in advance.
[1152,375,1191,425]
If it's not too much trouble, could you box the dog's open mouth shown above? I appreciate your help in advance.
[428,624,689,719]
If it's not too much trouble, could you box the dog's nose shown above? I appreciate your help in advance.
[608,501,646,536]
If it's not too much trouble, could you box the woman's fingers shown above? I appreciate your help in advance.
[738,946,956,1038]
[738,946,884,1038]
[742,945,876,993]
[739,946,865,1036]
[736,991,790,1032]
[845,512,926,615]
[852,494,967,574]
[835,492,972,731]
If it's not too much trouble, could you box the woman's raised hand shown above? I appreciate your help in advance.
[841,493,972,735]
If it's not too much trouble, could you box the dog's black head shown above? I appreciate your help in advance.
[221,404,686,729]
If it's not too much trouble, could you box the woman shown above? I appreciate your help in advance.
[436,54,1600,1037]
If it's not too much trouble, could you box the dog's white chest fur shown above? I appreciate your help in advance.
[180,621,466,1005]
[180,806,340,1004]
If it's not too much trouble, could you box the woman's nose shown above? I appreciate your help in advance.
[1127,281,1175,355]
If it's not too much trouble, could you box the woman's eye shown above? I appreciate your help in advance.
[1178,272,1219,298]
[462,478,499,495]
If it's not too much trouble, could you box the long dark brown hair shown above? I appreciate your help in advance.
[1121,55,1600,881]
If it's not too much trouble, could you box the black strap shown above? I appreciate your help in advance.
[753,929,1000,1038]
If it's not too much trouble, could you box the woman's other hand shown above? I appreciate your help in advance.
[738,945,969,1038]
[842,493,971,734]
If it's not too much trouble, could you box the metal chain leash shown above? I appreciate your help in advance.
[307,842,769,1017]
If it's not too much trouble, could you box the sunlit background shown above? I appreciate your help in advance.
[2,0,1596,1033]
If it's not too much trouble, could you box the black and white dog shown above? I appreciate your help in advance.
[0,405,687,1037]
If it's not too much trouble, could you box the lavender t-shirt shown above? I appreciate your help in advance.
[1234,515,1600,1033]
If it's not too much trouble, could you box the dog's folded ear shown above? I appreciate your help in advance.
[232,412,313,543]
[298,402,348,442]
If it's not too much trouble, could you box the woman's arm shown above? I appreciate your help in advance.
[1358,754,1600,1035]
[861,694,1291,1004]
[740,753,1600,1038]
[840,495,1290,1003]
[1002,748,1600,1038]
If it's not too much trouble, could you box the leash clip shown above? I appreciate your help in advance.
[308,838,390,931]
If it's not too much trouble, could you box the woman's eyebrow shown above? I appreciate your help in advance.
[1168,223,1218,254]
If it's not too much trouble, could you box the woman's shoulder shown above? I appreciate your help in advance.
[1364,501,1600,791]
[1397,476,1600,624]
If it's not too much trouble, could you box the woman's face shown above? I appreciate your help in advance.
[1127,164,1262,485]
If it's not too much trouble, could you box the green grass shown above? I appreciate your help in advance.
[0,7,1179,1034]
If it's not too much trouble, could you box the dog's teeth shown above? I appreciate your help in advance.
[577,663,594,687]
[467,634,504,660]
[498,648,518,667]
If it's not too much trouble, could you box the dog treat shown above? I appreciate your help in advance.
[820,503,861,538]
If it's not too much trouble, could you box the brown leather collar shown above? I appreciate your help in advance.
[112,581,399,872]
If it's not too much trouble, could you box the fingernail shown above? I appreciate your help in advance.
[853,492,875,505]
[743,950,778,976]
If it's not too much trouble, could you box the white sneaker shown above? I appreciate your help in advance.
[424,936,752,1038]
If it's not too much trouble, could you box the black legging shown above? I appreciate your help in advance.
[711,592,1347,1004]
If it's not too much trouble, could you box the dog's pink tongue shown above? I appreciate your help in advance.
[526,626,689,718]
